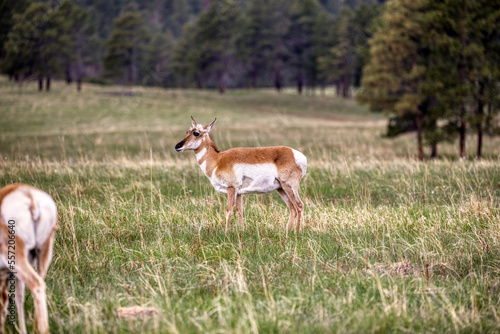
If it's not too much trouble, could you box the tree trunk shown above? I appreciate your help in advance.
[430,143,438,159]
[127,48,134,86]
[76,33,84,92]
[416,112,424,161]
[251,68,258,89]
[297,67,303,95]
[38,76,43,91]
[196,76,202,89]
[45,76,51,91]
[219,83,226,94]
[218,70,227,94]
[274,67,282,92]
[76,62,83,92]
[475,83,484,159]
[342,73,350,98]
[65,66,72,84]
[458,16,467,160]
[459,113,466,160]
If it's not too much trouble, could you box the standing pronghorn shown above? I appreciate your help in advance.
[0,184,57,334]
[175,117,307,231]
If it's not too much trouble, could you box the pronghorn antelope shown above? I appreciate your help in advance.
[0,184,57,334]
[175,117,307,231]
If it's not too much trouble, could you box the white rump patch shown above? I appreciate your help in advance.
[0,186,57,263]
[292,149,307,177]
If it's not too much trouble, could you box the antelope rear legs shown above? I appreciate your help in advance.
[14,252,49,334]
[278,181,304,232]
[235,194,245,230]
[277,189,297,230]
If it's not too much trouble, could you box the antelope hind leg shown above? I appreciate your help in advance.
[235,195,245,230]
[277,189,297,231]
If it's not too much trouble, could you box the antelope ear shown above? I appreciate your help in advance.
[191,116,198,127]
[206,118,217,132]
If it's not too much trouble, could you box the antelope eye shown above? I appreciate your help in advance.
[193,131,200,137]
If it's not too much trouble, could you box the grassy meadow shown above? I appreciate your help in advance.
[1,76,500,333]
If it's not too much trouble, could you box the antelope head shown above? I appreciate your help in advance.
[175,116,217,152]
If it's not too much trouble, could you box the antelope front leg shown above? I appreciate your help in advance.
[225,188,237,230]
[37,229,56,279]
[235,195,245,230]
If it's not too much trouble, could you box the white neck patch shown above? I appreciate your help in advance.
[196,147,207,162]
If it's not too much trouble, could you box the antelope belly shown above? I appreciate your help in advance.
[234,163,280,194]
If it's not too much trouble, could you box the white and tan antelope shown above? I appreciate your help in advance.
[0,184,57,334]
[175,117,307,231]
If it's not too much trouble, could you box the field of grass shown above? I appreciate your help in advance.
[1,76,500,333]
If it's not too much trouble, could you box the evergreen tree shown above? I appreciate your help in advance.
[321,7,355,97]
[143,32,175,87]
[286,0,322,94]
[3,2,71,90]
[236,0,290,89]
[319,0,341,15]
[351,3,380,87]
[104,8,150,85]
[172,22,208,88]
[0,0,31,62]
[425,0,500,159]
[164,0,193,38]
[357,0,430,160]
[312,9,335,95]
[56,0,92,91]
[186,0,243,93]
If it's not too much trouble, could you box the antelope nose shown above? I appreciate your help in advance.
[174,141,184,152]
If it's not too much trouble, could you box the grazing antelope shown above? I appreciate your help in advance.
[0,184,57,334]
[175,117,307,231]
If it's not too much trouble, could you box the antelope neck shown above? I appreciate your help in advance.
[195,135,218,154]
[194,135,219,175]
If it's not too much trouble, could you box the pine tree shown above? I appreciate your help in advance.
[56,0,92,91]
[143,32,175,87]
[312,9,335,95]
[165,0,192,38]
[287,0,322,94]
[0,0,31,62]
[236,0,290,89]
[324,7,355,97]
[351,3,380,87]
[424,0,477,159]
[104,8,150,86]
[172,22,208,88]
[425,0,500,159]
[317,4,380,98]
[3,2,71,90]
[357,0,429,160]
[185,0,243,93]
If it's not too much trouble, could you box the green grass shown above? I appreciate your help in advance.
[1,77,500,333]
